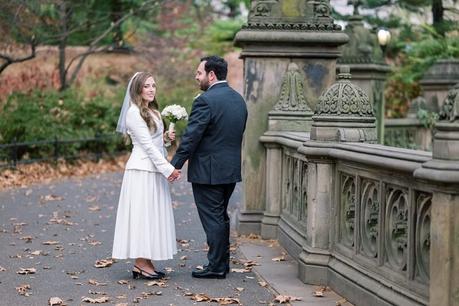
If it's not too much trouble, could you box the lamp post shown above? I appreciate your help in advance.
[377,28,391,56]
[376,28,391,144]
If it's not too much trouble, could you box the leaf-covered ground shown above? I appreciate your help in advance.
[0,169,281,305]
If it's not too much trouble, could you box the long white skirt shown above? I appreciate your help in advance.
[112,169,177,260]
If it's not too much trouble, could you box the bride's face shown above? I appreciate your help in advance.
[141,77,156,102]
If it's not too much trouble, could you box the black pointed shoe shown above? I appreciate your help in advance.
[191,268,226,279]
[154,270,166,277]
[132,265,163,280]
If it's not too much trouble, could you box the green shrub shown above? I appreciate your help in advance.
[0,87,125,159]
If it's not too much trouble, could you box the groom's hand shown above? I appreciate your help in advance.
[168,169,181,182]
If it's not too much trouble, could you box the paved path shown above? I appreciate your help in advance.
[0,170,348,306]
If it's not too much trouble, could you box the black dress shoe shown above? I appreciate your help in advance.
[192,268,226,279]
[203,264,230,273]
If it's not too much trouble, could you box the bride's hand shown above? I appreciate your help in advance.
[168,131,176,141]
[168,169,181,182]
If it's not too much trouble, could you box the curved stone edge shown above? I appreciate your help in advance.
[414,161,459,184]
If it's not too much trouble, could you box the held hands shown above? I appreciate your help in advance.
[168,169,181,182]
[164,131,176,142]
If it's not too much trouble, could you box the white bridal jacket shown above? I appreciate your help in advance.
[124,104,174,178]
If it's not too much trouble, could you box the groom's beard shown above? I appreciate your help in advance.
[199,77,210,91]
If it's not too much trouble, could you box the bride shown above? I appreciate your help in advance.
[112,72,181,279]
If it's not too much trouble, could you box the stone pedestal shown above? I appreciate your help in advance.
[234,0,348,235]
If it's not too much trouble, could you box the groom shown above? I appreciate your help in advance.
[171,56,247,279]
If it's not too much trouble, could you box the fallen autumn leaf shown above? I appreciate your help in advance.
[81,296,110,303]
[274,295,302,303]
[94,259,114,268]
[17,267,37,275]
[48,297,65,305]
[16,284,31,296]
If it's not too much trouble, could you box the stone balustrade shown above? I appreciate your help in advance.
[260,131,433,305]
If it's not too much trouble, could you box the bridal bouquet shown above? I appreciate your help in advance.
[161,104,188,133]
[161,105,188,147]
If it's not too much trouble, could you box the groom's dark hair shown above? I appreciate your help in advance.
[201,56,228,80]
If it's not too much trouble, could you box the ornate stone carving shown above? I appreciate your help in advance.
[249,0,277,17]
[315,1,330,17]
[274,63,311,112]
[341,174,356,248]
[415,192,431,283]
[292,158,301,216]
[385,187,408,272]
[242,22,341,31]
[300,162,308,221]
[315,66,374,117]
[282,154,308,223]
[283,154,293,210]
[439,82,459,122]
[243,0,341,31]
[360,179,379,258]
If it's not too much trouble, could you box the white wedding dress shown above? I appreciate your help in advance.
[112,105,177,260]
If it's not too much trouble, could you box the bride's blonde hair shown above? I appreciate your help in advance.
[130,72,160,132]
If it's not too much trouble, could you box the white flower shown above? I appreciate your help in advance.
[161,104,188,123]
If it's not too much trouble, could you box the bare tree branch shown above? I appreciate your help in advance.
[0,39,36,74]
[444,6,459,14]
[66,0,158,87]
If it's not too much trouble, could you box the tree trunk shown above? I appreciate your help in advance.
[110,0,124,49]
[226,1,239,18]
[432,0,444,36]
[58,1,70,91]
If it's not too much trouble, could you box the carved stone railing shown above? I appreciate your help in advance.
[260,133,434,305]
[330,149,432,304]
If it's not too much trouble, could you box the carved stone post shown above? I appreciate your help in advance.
[337,6,390,143]
[414,83,459,306]
[234,0,348,235]
[298,66,377,284]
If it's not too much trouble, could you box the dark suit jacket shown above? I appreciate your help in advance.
[171,82,247,185]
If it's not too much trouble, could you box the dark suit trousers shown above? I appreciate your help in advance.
[192,183,236,273]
